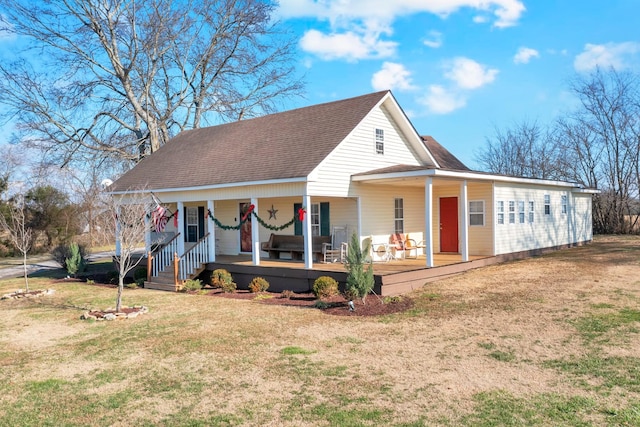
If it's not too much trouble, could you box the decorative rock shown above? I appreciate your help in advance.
[103,313,117,321]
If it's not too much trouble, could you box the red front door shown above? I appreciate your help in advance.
[440,197,458,253]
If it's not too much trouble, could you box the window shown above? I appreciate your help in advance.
[508,201,515,224]
[310,203,320,236]
[394,198,404,233]
[544,194,551,215]
[186,207,198,242]
[375,128,384,154]
[561,194,567,214]
[528,201,534,223]
[518,200,525,224]
[496,201,504,225]
[469,200,485,226]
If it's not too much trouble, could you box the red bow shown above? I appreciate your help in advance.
[298,207,306,221]
[174,210,179,228]
[241,204,255,222]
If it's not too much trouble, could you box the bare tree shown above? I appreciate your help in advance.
[0,0,303,167]
[106,189,155,312]
[0,195,33,290]
[561,68,640,233]
[475,120,563,179]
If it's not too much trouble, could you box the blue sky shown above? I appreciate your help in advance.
[1,0,638,173]
[275,0,640,168]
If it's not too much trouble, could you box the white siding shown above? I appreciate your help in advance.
[308,105,426,197]
[467,183,494,256]
[493,183,592,255]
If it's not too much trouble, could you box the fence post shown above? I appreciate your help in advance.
[147,251,153,281]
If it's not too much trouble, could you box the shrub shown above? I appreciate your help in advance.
[65,242,86,277]
[86,279,95,286]
[312,276,339,299]
[344,233,374,304]
[248,277,269,293]
[211,269,236,293]
[280,289,295,299]
[134,267,147,282]
[51,243,88,270]
[182,279,203,292]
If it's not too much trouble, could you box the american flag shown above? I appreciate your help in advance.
[151,193,169,232]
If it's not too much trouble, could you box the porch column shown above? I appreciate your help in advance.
[144,213,151,254]
[303,194,313,269]
[115,205,121,257]
[207,200,216,262]
[460,180,469,262]
[424,177,434,267]
[251,197,260,266]
[176,201,185,257]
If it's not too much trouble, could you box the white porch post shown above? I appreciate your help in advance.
[176,201,185,256]
[115,205,121,257]
[460,180,469,262]
[144,213,151,254]
[425,177,434,267]
[303,194,313,268]
[207,200,216,262]
[251,198,260,266]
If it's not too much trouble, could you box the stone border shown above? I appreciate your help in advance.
[80,305,149,321]
[1,289,56,300]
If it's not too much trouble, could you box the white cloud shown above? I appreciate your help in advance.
[514,47,540,64]
[419,85,466,114]
[574,42,640,72]
[279,1,525,61]
[299,28,397,61]
[423,30,443,48]
[278,0,525,28]
[444,57,498,89]
[371,62,416,91]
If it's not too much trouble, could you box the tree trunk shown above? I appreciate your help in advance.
[22,251,29,291]
[116,276,124,312]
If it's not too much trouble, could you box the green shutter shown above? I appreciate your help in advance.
[183,206,187,241]
[198,206,205,239]
[294,203,302,235]
[320,202,330,236]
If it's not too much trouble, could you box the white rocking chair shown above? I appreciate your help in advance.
[322,226,348,263]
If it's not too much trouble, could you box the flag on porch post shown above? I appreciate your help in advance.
[150,192,168,232]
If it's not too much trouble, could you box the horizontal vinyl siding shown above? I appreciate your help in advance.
[357,184,425,246]
[493,184,587,255]
[152,182,306,203]
[308,105,423,197]
[467,183,494,256]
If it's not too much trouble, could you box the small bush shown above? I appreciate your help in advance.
[211,269,236,293]
[86,279,95,286]
[65,243,86,277]
[312,276,339,299]
[280,289,295,299]
[51,243,88,270]
[383,295,403,304]
[248,277,269,293]
[182,279,203,292]
[107,271,119,284]
[125,282,138,289]
[313,300,330,309]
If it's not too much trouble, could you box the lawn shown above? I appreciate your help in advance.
[0,235,639,426]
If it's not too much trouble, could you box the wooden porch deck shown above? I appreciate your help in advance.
[206,253,494,296]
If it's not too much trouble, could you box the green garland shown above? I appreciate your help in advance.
[207,209,298,231]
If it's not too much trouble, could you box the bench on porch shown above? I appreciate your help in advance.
[261,234,331,261]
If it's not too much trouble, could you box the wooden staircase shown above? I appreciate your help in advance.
[144,233,210,292]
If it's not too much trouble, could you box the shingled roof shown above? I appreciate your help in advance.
[421,136,470,171]
[111,91,390,191]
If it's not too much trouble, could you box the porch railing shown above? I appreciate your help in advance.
[178,232,210,281]
[148,233,181,279]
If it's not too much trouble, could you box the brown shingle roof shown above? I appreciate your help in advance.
[421,136,470,171]
[111,91,390,191]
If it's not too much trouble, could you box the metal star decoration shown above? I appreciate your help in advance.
[268,204,278,219]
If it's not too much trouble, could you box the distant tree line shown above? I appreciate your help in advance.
[476,68,640,234]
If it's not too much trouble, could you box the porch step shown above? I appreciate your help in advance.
[144,281,182,292]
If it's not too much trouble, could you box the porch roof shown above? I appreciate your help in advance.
[353,165,596,191]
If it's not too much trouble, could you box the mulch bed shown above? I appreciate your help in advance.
[208,289,414,316]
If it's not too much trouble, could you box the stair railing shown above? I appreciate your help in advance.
[147,233,181,280]
[178,233,210,281]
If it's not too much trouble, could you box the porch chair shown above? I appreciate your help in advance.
[369,236,393,262]
[390,233,425,259]
[322,226,349,263]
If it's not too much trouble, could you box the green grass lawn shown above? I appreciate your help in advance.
[0,236,639,426]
